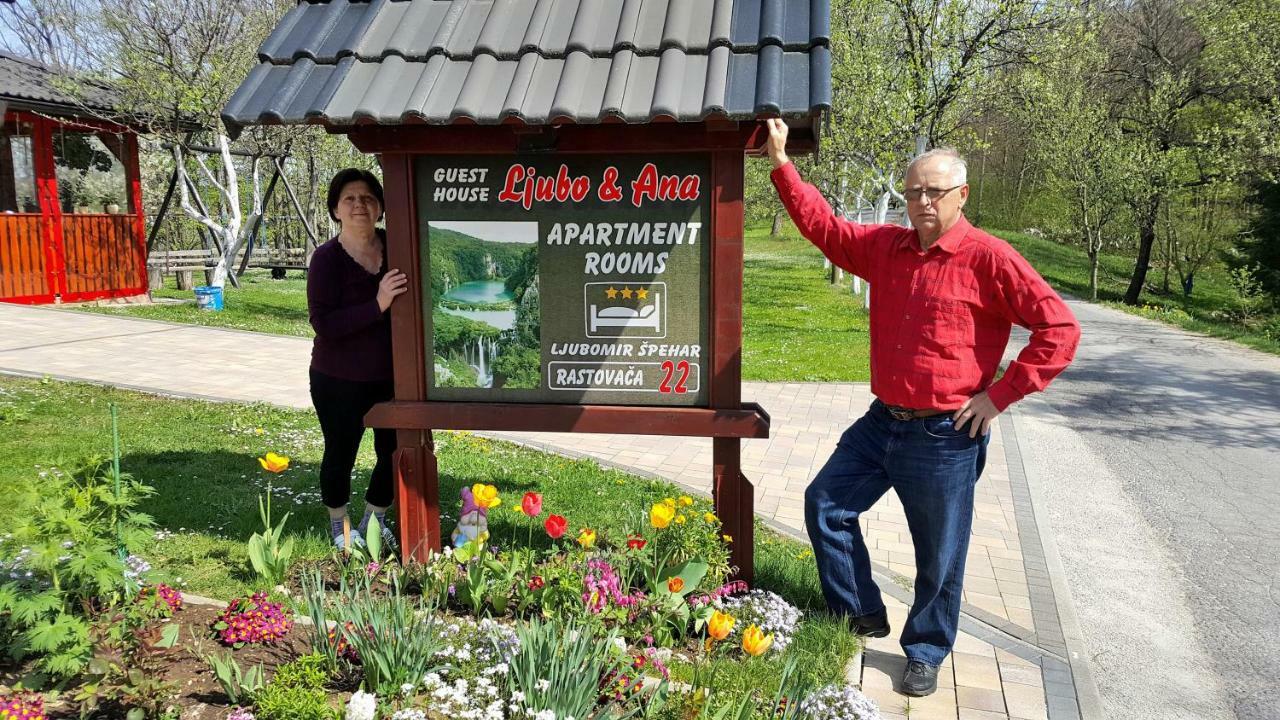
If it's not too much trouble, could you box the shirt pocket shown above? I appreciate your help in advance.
[920,297,975,349]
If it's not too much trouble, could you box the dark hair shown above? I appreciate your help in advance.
[327,168,385,222]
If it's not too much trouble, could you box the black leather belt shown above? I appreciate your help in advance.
[880,403,949,421]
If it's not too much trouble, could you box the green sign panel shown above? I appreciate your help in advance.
[417,154,711,406]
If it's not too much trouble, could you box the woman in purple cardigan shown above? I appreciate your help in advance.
[307,169,407,550]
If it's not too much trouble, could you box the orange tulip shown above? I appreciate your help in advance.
[742,624,774,656]
[667,577,685,593]
[707,610,735,641]
[258,452,289,473]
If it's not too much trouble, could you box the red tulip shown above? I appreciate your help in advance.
[522,492,543,518]
[545,514,568,539]
[528,576,545,590]
[627,534,647,550]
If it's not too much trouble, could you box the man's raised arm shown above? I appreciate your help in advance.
[765,118,891,279]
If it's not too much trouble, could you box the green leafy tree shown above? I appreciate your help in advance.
[1098,0,1280,304]
[1010,19,1135,300]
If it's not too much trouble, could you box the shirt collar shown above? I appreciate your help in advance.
[903,214,972,255]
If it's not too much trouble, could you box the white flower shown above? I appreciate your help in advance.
[400,682,416,696]
[535,678,551,692]
[345,690,377,720]
[511,691,525,703]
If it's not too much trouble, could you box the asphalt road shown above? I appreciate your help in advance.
[1008,298,1280,720]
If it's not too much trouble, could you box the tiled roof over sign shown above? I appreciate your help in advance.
[223,0,829,136]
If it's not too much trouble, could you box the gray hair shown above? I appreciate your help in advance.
[907,147,968,185]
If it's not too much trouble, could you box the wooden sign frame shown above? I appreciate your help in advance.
[353,121,809,582]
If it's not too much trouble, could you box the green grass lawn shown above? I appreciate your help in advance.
[994,229,1280,356]
[742,224,872,382]
[0,375,859,692]
[77,269,315,337]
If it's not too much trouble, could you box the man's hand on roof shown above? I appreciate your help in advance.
[766,118,790,169]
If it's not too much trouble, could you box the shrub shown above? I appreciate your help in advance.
[252,683,334,720]
[0,460,155,679]
[271,654,329,691]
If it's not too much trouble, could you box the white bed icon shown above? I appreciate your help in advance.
[584,282,666,338]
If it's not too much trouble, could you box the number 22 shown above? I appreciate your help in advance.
[659,360,690,394]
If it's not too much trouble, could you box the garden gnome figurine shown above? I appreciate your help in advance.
[451,486,489,548]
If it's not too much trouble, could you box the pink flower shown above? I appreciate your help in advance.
[213,592,293,646]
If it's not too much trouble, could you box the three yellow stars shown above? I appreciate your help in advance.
[605,286,649,301]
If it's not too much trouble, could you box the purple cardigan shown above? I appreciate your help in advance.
[307,235,393,382]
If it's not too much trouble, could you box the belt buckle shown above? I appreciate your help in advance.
[886,405,915,421]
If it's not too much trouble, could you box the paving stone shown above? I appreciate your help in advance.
[1003,681,1049,720]
[953,651,1003,690]
[959,709,1013,720]
[957,686,1008,714]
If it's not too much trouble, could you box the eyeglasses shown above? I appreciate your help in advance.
[903,185,964,203]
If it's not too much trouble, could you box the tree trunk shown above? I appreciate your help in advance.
[770,211,785,237]
[1124,195,1162,305]
[1089,249,1100,301]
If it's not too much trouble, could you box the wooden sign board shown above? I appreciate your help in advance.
[354,123,784,582]
[419,154,711,406]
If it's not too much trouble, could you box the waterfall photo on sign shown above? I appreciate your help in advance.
[428,221,541,390]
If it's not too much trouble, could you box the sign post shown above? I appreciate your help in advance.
[357,124,788,582]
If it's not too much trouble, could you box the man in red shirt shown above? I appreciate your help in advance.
[766,119,1079,696]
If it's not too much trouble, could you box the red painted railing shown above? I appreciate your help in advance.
[0,214,53,302]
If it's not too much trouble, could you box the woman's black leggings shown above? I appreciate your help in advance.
[309,369,396,509]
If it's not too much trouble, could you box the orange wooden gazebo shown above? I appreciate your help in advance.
[0,52,147,304]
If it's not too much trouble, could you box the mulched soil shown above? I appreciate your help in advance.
[10,603,312,720]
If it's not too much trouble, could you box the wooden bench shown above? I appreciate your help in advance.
[146,249,216,290]
[146,247,311,288]
[247,247,309,278]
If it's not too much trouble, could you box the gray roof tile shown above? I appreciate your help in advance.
[0,52,123,115]
[224,0,828,135]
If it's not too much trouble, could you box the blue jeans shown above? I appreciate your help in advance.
[804,400,988,666]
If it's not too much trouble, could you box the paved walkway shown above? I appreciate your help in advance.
[0,302,1095,720]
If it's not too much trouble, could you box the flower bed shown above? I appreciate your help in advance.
[0,382,876,719]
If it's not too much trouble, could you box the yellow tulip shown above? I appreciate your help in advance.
[662,497,677,508]
[258,452,289,473]
[471,483,501,509]
[650,502,676,529]
[742,625,774,656]
[679,495,694,506]
[707,610,735,641]
[577,528,597,548]
[704,512,718,523]
[675,514,687,525]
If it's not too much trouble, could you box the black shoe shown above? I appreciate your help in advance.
[849,607,890,638]
[901,660,939,697]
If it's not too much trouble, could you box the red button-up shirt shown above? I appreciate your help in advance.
[771,162,1080,412]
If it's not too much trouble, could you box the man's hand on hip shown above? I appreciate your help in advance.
[765,118,790,169]
[953,391,999,438]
